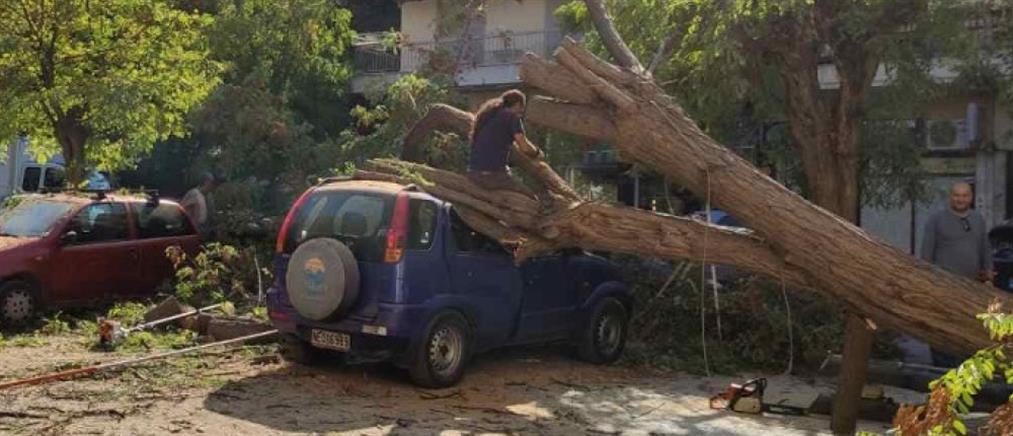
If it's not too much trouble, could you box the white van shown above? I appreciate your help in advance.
[1,137,111,201]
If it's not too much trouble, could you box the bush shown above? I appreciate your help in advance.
[166,243,270,311]
[616,255,899,373]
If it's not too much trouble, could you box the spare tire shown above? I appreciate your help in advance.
[286,238,360,321]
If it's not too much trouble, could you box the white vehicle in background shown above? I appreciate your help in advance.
[1,137,111,202]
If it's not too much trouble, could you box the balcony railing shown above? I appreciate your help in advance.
[353,30,565,75]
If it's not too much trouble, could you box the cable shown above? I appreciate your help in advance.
[700,169,712,377]
[781,269,795,375]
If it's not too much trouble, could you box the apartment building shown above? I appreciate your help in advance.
[352,0,567,97]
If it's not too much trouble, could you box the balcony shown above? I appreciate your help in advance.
[351,30,566,92]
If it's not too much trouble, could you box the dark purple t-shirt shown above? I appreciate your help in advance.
[469,108,524,172]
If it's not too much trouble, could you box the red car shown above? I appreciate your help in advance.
[0,193,201,325]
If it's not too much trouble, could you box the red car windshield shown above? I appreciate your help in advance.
[0,198,76,237]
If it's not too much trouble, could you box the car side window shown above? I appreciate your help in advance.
[450,208,506,255]
[66,203,129,244]
[407,199,437,250]
[44,168,64,190]
[132,202,195,239]
[21,167,41,192]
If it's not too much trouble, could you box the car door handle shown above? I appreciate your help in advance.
[127,248,139,260]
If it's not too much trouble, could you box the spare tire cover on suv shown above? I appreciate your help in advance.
[286,238,360,321]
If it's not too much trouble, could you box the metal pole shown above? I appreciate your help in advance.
[0,329,278,391]
[125,303,223,334]
[633,174,640,209]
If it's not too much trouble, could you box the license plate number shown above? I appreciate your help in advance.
[310,329,350,351]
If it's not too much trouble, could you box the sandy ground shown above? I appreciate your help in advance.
[0,334,922,435]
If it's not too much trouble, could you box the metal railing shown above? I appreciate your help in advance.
[353,30,565,74]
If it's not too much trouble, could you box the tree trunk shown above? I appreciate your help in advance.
[512,39,1009,355]
[54,109,88,187]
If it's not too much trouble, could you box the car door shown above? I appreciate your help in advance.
[129,201,201,297]
[515,253,577,341]
[446,207,522,348]
[49,202,139,304]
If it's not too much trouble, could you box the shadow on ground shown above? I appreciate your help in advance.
[203,345,867,435]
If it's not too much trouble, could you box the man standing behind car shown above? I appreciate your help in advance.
[920,181,993,366]
[181,172,217,237]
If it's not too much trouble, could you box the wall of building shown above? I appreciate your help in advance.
[483,0,549,35]
[400,0,438,44]
[401,0,554,43]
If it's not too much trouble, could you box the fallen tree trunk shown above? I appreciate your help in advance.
[391,39,1011,355]
[515,39,1010,354]
[363,159,812,289]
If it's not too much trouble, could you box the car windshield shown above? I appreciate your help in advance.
[0,198,76,237]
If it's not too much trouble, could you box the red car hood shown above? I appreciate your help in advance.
[0,236,39,251]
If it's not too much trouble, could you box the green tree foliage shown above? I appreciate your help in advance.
[0,0,219,183]
[191,77,342,203]
[340,74,466,170]
[556,0,971,208]
[893,299,1013,435]
[203,0,354,137]
[143,0,355,221]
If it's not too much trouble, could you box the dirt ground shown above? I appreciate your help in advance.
[0,333,920,435]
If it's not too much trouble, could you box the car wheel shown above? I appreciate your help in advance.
[0,280,36,327]
[577,297,628,364]
[279,333,319,365]
[410,311,471,388]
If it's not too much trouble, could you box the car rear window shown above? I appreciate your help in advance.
[284,191,394,262]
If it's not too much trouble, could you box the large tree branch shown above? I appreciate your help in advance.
[647,33,678,74]
[361,158,813,290]
[581,0,645,75]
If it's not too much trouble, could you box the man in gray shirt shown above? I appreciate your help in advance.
[921,182,993,281]
[920,182,993,366]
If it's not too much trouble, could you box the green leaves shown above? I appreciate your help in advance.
[0,0,220,176]
[905,300,1013,434]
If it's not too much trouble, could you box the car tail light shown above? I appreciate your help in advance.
[268,309,290,321]
[276,188,315,253]
[384,192,410,263]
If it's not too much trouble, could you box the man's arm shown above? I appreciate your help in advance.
[920,213,936,262]
[510,115,542,159]
[513,132,543,158]
[980,215,993,271]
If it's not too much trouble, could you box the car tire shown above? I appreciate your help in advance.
[577,297,629,364]
[409,311,472,389]
[0,280,37,327]
[279,333,319,365]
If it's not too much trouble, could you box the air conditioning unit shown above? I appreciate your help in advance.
[925,119,969,151]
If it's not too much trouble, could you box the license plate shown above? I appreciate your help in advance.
[310,329,350,351]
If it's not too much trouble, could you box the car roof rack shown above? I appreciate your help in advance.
[316,175,355,186]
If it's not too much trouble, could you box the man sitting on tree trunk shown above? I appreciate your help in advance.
[920,181,994,366]
[467,89,541,195]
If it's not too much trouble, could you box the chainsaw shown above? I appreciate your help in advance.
[710,378,767,414]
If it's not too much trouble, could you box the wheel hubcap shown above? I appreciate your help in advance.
[595,313,622,355]
[428,326,463,376]
[3,288,33,323]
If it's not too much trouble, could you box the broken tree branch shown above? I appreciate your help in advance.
[581,0,645,75]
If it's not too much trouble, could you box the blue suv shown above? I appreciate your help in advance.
[266,179,632,387]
